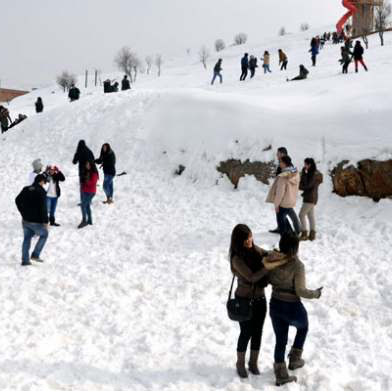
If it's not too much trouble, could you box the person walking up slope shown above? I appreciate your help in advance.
[15,174,49,266]
[278,49,288,71]
[353,40,368,73]
[78,161,99,228]
[95,143,116,204]
[240,53,249,81]
[264,234,322,386]
[299,158,323,241]
[211,59,223,85]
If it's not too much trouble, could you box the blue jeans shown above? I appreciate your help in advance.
[81,192,95,224]
[47,196,58,219]
[211,71,222,85]
[103,174,114,199]
[263,64,272,73]
[22,221,49,264]
[276,207,292,235]
[270,298,309,363]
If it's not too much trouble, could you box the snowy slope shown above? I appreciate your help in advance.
[1,29,392,391]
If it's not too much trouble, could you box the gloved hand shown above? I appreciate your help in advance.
[316,287,323,299]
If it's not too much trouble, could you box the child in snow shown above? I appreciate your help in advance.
[265,234,322,386]
[45,165,65,226]
[278,49,288,71]
[78,161,99,228]
[263,51,271,73]
[95,143,116,204]
[298,158,323,241]
[229,224,287,379]
[353,41,368,73]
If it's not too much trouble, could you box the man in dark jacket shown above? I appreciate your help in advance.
[240,53,249,81]
[121,75,131,91]
[288,65,309,82]
[353,41,368,73]
[68,84,81,102]
[211,59,223,85]
[15,174,49,266]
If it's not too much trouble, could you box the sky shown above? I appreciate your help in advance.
[0,0,341,88]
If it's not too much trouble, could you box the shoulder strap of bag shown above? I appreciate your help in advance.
[228,274,235,301]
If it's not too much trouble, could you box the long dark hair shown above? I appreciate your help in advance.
[100,143,112,156]
[82,160,98,183]
[279,233,299,257]
[229,224,253,262]
[304,157,316,175]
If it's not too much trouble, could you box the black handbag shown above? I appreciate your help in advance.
[226,275,255,322]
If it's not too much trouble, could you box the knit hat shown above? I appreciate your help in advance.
[32,159,43,172]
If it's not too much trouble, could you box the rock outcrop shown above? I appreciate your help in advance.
[331,159,392,201]
[217,159,275,188]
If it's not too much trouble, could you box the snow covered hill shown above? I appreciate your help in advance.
[1,29,392,390]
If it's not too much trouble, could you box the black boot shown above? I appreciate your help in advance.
[248,350,260,375]
[49,216,60,227]
[236,352,248,378]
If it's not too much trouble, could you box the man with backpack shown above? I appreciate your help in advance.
[15,174,49,266]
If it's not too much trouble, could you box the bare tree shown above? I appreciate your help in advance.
[279,26,286,36]
[300,22,310,32]
[361,27,370,49]
[199,45,210,69]
[215,39,226,52]
[114,46,140,83]
[234,32,248,45]
[375,1,392,46]
[145,56,153,74]
[56,71,76,92]
[155,54,163,77]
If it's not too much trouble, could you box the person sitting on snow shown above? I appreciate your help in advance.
[287,65,309,82]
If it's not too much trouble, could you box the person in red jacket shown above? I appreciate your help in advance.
[78,160,99,228]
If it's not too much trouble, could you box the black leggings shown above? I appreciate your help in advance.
[237,297,267,352]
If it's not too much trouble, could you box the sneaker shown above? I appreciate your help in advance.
[31,257,44,263]
[269,228,280,234]
[78,221,88,229]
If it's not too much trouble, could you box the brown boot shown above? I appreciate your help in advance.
[274,362,297,386]
[309,230,316,241]
[288,348,305,370]
[299,231,308,241]
[248,350,260,375]
[236,352,248,378]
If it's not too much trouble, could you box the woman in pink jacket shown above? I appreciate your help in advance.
[266,156,300,235]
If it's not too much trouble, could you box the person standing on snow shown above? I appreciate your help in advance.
[249,56,258,78]
[340,46,352,74]
[278,49,288,71]
[45,165,66,226]
[35,97,44,113]
[95,143,116,204]
[266,156,300,236]
[121,75,131,91]
[240,53,249,81]
[78,161,99,228]
[0,105,12,133]
[211,59,223,85]
[269,148,301,235]
[353,41,368,73]
[309,38,319,67]
[229,224,288,379]
[68,84,80,102]
[262,51,272,73]
[73,140,95,196]
[298,158,323,241]
[265,234,322,386]
[29,159,44,185]
[15,174,49,266]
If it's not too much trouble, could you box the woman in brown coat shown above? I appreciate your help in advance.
[299,158,323,241]
[229,224,286,378]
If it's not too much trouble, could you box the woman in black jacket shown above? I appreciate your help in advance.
[95,143,116,204]
[229,224,286,378]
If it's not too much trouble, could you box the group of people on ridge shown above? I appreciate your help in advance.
[15,140,117,266]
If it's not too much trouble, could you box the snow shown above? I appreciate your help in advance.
[1,28,392,390]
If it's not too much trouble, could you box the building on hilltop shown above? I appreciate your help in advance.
[0,88,29,103]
